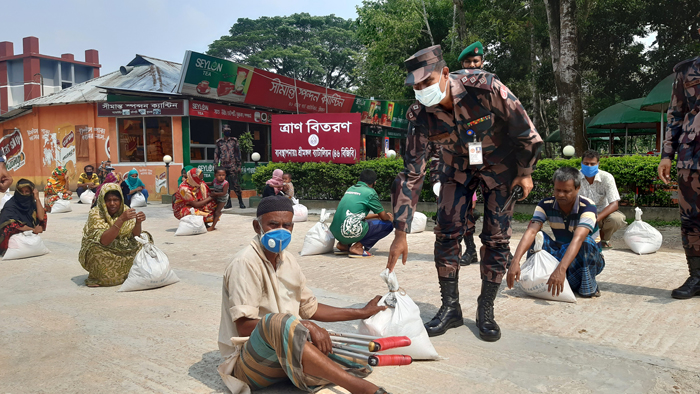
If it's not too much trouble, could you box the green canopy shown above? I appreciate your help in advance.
[587,98,660,129]
[640,74,675,113]
[544,129,561,142]
[586,127,656,136]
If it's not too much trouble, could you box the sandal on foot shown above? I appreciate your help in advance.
[334,249,349,255]
[601,241,613,249]
[348,250,373,258]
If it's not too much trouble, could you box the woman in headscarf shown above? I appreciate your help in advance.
[123,168,149,206]
[262,169,285,197]
[91,172,119,208]
[0,179,47,255]
[172,167,217,225]
[44,166,72,211]
[78,183,149,287]
[178,165,194,185]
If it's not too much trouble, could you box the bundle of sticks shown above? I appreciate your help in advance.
[328,331,413,367]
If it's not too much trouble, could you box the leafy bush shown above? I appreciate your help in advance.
[253,155,678,207]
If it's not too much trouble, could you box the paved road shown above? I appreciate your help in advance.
[0,201,698,393]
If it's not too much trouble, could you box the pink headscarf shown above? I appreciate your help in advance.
[266,169,284,193]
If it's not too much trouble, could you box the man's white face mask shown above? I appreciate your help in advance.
[413,72,446,107]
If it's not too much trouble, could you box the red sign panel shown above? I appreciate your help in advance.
[245,68,355,114]
[272,113,361,164]
[189,101,272,124]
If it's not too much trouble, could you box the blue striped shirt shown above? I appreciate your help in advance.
[531,195,599,244]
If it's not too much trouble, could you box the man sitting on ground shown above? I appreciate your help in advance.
[218,196,390,394]
[579,150,626,248]
[330,169,394,258]
[77,165,100,199]
[507,166,606,298]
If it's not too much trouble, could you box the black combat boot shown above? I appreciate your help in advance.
[424,277,463,337]
[224,197,232,209]
[671,256,700,299]
[459,233,479,266]
[476,280,501,342]
[238,195,246,209]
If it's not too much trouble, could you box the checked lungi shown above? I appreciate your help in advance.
[527,232,605,296]
[233,313,371,392]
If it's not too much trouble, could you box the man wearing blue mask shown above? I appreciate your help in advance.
[578,150,626,249]
[387,45,543,341]
[218,196,391,394]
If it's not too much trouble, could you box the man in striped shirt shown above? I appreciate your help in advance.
[507,166,605,297]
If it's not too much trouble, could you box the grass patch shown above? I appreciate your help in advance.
[420,211,437,219]
[512,212,532,222]
[625,218,681,227]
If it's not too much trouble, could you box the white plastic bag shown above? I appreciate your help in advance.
[2,231,50,260]
[80,189,95,204]
[410,212,427,233]
[624,207,662,255]
[0,193,12,211]
[175,209,207,236]
[358,269,439,360]
[119,234,179,292]
[518,232,576,303]
[300,209,335,256]
[130,192,147,207]
[433,182,441,197]
[51,199,72,213]
[291,197,308,222]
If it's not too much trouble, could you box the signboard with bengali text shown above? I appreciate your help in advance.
[189,101,272,124]
[272,113,360,164]
[97,100,186,117]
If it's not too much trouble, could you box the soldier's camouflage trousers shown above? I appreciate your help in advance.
[435,164,515,283]
[678,169,700,257]
[225,167,243,197]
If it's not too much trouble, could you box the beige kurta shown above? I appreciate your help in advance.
[217,236,318,393]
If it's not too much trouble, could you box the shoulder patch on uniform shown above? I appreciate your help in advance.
[673,57,698,73]
[406,101,423,121]
[457,69,493,91]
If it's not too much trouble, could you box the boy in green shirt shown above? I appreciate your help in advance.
[330,169,394,258]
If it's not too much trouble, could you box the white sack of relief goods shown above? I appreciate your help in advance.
[130,192,147,207]
[623,207,662,255]
[411,212,427,233]
[291,197,308,222]
[0,193,12,211]
[518,231,576,303]
[358,269,439,360]
[51,199,72,213]
[119,233,179,292]
[2,231,50,260]
[175,208,207,236]
[300,209,335,256]
[80,190,95,205]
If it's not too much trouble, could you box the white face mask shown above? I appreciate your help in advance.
[413,72,446,107]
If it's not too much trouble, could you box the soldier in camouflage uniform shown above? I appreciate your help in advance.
[387,45,542,341]
[658,27,700,299]
[214,124,246,209]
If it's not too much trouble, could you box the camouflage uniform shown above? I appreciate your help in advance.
[214,137,244,208]
[664,56,700,258]
[393,69,543,283]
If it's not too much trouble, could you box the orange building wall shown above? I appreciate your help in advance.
[0,103,183,197]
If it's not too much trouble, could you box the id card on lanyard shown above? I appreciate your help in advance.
[469,142,483,165]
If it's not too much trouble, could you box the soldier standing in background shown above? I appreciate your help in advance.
[458,41,485,70]
[387,45,542,341]
[215,124,246,209]
[658,27,700,299]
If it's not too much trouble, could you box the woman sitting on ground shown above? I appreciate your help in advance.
[44,166,72,212]
[0,179,47,255]
[78,183,148,287]
[262,169,285,197]
[123,169,148,206]
[172,167,217,226]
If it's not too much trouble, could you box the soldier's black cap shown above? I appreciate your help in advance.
[404,45,443,86]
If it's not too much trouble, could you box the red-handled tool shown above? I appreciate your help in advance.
[369,354,412,367]
[368,336,411,352]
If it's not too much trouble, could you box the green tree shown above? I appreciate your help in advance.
[207,13,362,90]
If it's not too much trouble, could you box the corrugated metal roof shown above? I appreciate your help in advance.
[1,55,182,120]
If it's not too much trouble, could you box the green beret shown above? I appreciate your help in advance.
[458,41,484,62]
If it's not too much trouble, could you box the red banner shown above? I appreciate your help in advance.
[189,101,272,124]
[245,68,355,114]
[272,113,361,164]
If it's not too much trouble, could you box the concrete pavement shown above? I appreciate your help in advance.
[0,200,698,393]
